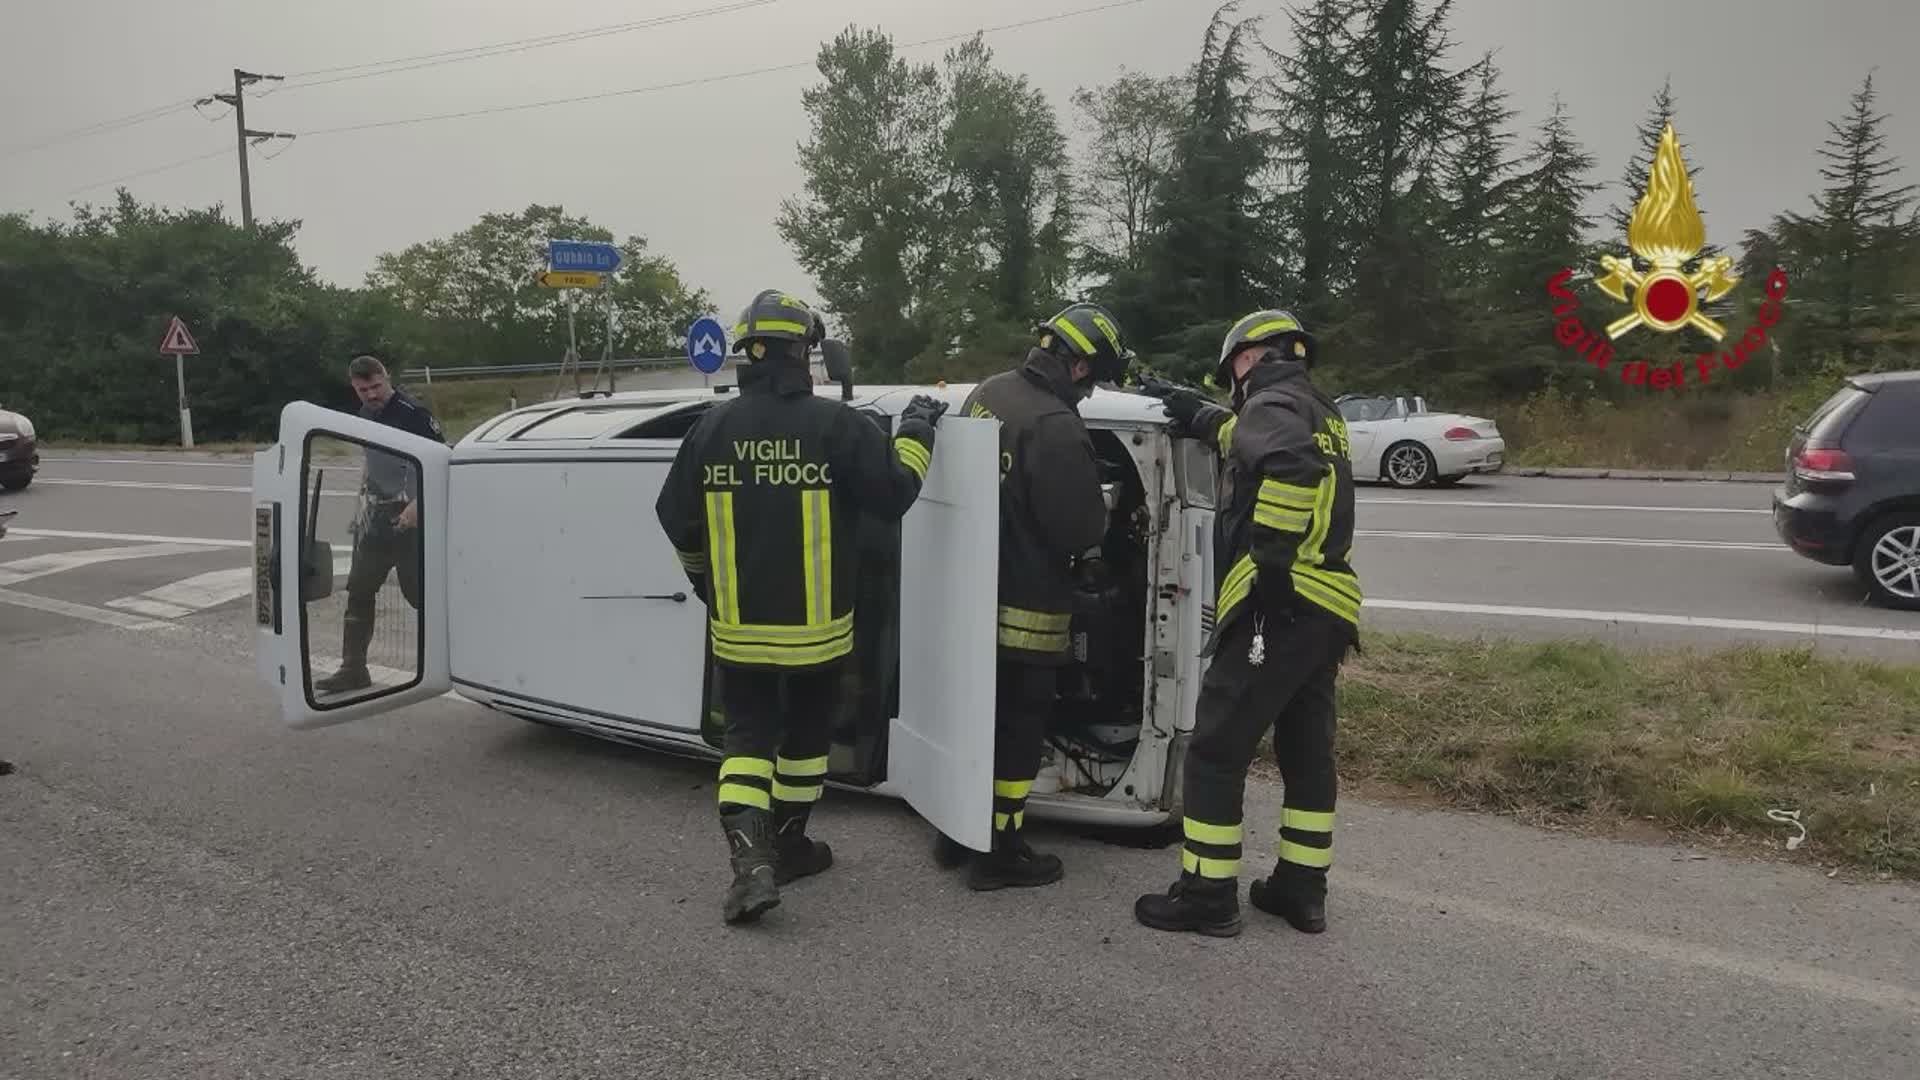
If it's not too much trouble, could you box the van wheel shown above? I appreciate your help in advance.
[1852,513,1920,611]
[1382,442,1435,488]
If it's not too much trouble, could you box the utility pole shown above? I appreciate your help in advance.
[204,69,293,230]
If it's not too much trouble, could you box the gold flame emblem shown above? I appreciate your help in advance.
[1594,122,1739,341]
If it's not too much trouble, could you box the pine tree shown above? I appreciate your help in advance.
[1775,71,1919,366]
[1440,55,1524,389]
[1483,97,1602,398]
[1266,0,1361,324]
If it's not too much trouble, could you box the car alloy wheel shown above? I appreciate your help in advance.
[1868,524,1920,602]
[1385,443,1432,488]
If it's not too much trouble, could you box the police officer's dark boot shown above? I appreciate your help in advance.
[966,822,1063,891]
[1249,863,1327,934]
[1133,871,1243,937]
[315,618,374,694]
[720,808,780,925]
[771,801,833,885]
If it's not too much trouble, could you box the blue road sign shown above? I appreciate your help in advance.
[686,316,728,375]
[547,239,622,274]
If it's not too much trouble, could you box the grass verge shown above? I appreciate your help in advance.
[1318,632,1920,878]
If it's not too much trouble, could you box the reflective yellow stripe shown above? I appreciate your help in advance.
[1279,838,1333,868]
[894,437,930,479]
[1297,465,1336,568]
[1282,808,1334,833]
[711,611,854,645]
[1258,477,1318,510]
[1051,315,1098,355]
[998,606,1070,632]
[1242,317,1300,339]
[995,779,1033,800]
[999,626,1069,651]
[675,547,708,573]
[995,810,1027,831]
[1182,848,1241,879]
[771,781,822,803]
[1183,818,1243,846]
[717,783,771,809]
[744,318,808,336]
[704,491,740,624]
[800,488,831,626]
[1293,564,1361,606]
[720,756,775,780]
[778,755,830,778]
[1253,506,1311,532]
[712,635,854,667]
[1216,414,1237,455]
[1216,554,1257,622]
[1290,573,1360,624]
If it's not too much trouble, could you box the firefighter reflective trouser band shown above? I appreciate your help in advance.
[714,667,837,817]
[992,660,1055,831]
[997,605,1070,653]
[1179,614,1343,881]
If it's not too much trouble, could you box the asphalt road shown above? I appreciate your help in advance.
[3,454,1919,1078]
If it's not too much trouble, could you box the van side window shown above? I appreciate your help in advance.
[616,403,718,440]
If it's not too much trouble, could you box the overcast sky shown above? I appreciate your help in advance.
[3,0,1916,324]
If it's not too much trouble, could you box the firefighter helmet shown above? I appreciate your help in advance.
[1037,302,1136,384]
[1216,309,1316,385]
[731,290,825,357]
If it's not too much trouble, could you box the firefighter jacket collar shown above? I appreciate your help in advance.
[1232,348,1309,406]
[738,355,815,398]
[1020,347,1087,410]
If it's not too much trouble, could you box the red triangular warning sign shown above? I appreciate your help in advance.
[159,316,199,356]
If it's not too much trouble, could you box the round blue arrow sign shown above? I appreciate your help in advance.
[686,316,728,375]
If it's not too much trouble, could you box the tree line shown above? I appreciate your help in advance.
[786,1,1919,398]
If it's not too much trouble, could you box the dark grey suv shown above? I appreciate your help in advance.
[1772,372,1920,610]
[0,404,38,491]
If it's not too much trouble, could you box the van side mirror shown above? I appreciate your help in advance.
[821,339,855,402]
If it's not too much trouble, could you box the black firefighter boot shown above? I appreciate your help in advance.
[1249,863,1328,934]
[771,801,833,885]
[315,616,375,694]
[720,808,781,925]
[966,822,1063,891]
[1133,871,1243,937]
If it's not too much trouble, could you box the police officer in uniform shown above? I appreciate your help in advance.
[655,290,948,925]
[937,302,1134,890]
[316,354,446,695]
[1133,311,1360,937]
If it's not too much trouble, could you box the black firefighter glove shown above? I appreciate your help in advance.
[897,394,949,453]
[1159,387,1214,441]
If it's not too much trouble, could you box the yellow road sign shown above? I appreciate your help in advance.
[537,270,603,289]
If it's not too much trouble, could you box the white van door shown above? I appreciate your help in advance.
[888,414,1000,852]
[252,400,452,728]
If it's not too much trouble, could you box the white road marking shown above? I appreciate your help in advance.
[10,528,252,548]
[40,456,258,468]
[1368,598,1920,642]
[1357,529,1785,553]
[106,567,253,618]
[0,543,220,586]
[1359,497,1771,515]
[0,586,174,631]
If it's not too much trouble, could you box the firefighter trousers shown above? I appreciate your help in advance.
[713,664,841,828]
[1178,609,1349,884]
[990,657,1057,835]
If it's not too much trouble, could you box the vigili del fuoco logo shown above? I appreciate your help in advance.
[1545,121,1789,391]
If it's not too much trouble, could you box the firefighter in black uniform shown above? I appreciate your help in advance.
[655,290,947,925]
[316,354,446,695]
[938,302,1134,890]
[1133,310,1360,937]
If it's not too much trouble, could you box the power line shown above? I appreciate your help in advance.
[273,0,779,92]
[301,0,1157,139]
[0,0,775,163]
[1,98,201,160]
[64,146,233,198]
